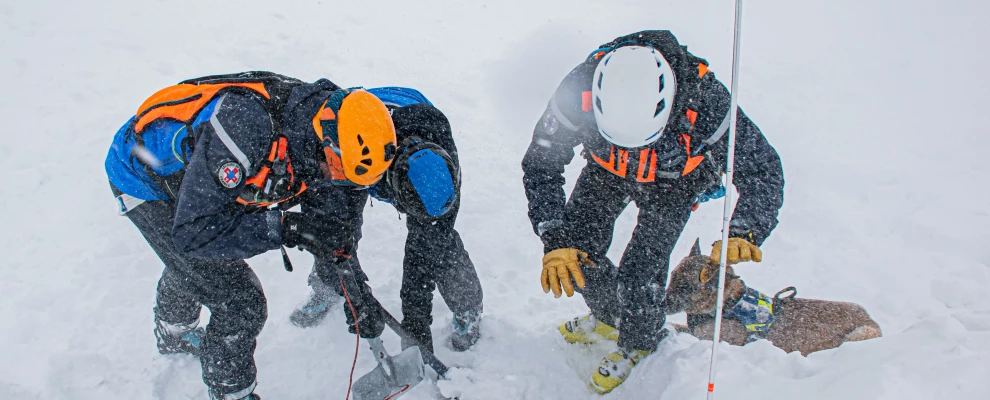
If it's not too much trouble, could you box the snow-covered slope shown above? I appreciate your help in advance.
[2,0,988,399]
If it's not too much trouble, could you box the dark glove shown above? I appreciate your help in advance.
[281,212,353,259]
[342,281,386,339]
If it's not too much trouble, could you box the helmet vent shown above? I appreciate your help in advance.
[595,96,603,113]
[597,72,604,89]
[362,146,370,156]
[659,74,665,92]
[354,165,368,175]
[655,99,666,117]
[384,143,397,162]
[360,158,373,166]
[357,135,365,145]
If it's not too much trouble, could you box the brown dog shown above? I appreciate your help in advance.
[663,240,882,356]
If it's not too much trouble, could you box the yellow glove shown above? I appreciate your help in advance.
[710,237,762,265]
[541,248,595,298]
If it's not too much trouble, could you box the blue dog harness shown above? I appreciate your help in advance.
[730,286,775,342]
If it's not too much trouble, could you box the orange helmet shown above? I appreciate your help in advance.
[313,88,397,186]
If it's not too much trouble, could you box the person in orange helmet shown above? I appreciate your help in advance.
[289,87,485,355]
[105,71,397,400]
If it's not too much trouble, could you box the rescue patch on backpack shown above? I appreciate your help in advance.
[217,161,243,188]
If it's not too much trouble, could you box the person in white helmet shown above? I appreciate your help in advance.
[521,30,784,394]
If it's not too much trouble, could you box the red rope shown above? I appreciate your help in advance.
[341,281,361,400]
[384,384,411,400]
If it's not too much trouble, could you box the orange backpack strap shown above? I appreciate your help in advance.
[235,136,307,207]
[134,82,270,133]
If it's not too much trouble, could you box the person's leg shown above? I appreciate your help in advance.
[123,199,266,397]
[123,199,204,353]
[292,189,369,327]
[560,167,632,327]
[613,189,693,352]
[196,262,267,396]
[399,225,439,352]
[288,266,338,328]
[403,198,484,351]
[588,188,693,394]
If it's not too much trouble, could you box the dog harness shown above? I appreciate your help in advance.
[730,286,775,342]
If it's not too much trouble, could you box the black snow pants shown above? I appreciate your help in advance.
[310,197,483,352]
[397,198,483,352]
[121,193,267,395]
[562,166,694,351]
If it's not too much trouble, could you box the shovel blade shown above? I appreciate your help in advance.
[353,345,427,400]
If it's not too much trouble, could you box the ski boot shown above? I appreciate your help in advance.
[589,347,650,394]
[559,314,618,344]
[289,285,340,328]
[154,316,205,356]
[209,382,260,400]
[450,310,482,352]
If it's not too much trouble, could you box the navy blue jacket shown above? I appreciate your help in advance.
[106,81,453,261]
[107,78,342,260]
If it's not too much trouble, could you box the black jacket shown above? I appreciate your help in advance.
[521,30,784,245]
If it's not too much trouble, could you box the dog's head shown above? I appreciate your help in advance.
[664,239,737,315]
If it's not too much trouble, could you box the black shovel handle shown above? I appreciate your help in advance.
[331,258,452,378]
[378,305,451,378]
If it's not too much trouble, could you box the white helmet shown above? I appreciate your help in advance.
[591,45,677,148]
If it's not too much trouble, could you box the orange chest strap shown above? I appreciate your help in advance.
[589,146,658,183]
[134,82,270,133]
[589,145,629,178]
[681,109,706,176]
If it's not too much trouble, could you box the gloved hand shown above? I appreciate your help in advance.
[281,212,352,260]
[541,248,594,298]
[710,237,762,265]
[342,281,386,339]
[281,211,322,248]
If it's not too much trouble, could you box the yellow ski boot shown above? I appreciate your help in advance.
[589,347,650,394]
[558,314,619,344]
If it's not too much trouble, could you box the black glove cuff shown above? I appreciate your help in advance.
[728,219,763,245]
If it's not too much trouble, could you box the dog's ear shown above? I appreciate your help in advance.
[699,261,718,284]
[690,238,702,257]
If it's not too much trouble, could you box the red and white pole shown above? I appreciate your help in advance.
[707,0,744,398]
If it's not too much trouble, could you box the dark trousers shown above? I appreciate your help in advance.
[124,197,267,394]
[311,198,483,352]
[398,198,483,351]
[563,166,693,351]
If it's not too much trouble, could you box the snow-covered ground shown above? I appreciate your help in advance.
[2,0,989,399]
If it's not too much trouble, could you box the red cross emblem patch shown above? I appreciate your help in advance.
[217,162,243,188]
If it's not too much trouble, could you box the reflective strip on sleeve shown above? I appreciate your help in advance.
[210,94,253,172]
[549,95,578,131]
